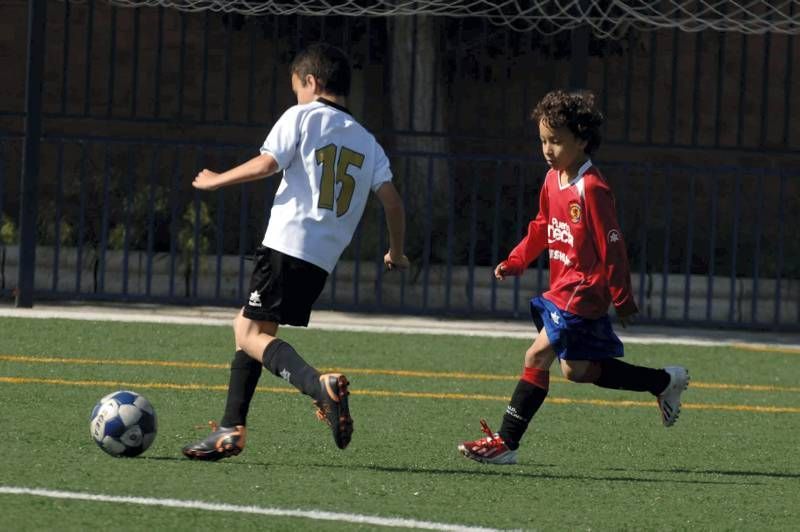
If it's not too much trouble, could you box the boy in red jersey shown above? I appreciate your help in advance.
[458,90,689,465]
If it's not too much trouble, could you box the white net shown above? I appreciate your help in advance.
[100,0,800,37]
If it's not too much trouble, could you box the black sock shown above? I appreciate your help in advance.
[220,350,262,427]
[498,380,548,450]
[593,358,670,395]
[262,338,321,399]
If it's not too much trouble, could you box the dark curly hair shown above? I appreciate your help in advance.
[290,43,351,97]
[531,90,605,155]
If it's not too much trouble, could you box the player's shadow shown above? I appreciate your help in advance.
[140,456,780,486]
[613,466,800,480]
[295,462,763,486]
[140,455,193,463]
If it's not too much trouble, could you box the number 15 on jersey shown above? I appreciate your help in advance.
[315,144,365,217]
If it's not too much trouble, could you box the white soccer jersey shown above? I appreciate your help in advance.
[259,98,392,273]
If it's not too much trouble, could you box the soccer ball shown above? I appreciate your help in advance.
[89,390,157,457]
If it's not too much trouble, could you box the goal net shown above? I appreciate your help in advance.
[103,1,800,36]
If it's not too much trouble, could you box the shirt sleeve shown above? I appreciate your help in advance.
[370,142,393,192]
[259,105,303,171]
[505,179,549,274]
[584,177,638,316]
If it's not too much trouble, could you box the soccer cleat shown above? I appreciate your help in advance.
[458,419,518,465]
[182,421,246,461]
[314,373,353,449]
[658,366,690,427]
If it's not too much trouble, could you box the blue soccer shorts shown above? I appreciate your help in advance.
[529,295,624,360]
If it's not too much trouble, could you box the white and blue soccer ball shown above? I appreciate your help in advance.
[89,390,157,457]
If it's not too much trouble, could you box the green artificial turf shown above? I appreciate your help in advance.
[1,317,798,530]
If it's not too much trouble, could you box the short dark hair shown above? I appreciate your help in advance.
[290,43,351,97]
[531,90,604,154]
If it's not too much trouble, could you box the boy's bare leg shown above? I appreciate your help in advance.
[233,308,278,361]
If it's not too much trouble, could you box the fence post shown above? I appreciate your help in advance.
[16,0,47,308]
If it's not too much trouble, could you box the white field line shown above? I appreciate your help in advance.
[0,307,798,350]
[0,486,505,532]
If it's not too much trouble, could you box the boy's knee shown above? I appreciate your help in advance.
[233,313,253,344]
[562,361,601,383]
[524,345,554,369]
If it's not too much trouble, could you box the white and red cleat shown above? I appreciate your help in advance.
[458,419,518,465]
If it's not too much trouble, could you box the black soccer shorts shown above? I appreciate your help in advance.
[243,246,328,326]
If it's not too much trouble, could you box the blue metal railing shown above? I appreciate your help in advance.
[1,133,797,330]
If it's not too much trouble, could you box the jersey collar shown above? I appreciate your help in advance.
[316,97,352,116]
[558,159,593,190]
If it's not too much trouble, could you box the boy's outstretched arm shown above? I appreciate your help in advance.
[193,153,279,191]
[374,182,409,270]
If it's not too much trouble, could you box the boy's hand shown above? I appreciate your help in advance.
[615,300,638,328]
[384,251,409,271]
[617,310,637,329]
[193,169,221,190]
[494,261,512,280]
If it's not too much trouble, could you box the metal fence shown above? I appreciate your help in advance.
[1,1,798,330]
[1,133,797,329]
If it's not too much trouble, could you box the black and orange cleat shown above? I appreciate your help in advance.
[314,373,353,449]
[182,421,246,461]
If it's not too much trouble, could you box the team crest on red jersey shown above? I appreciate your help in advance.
[568,201,582,224]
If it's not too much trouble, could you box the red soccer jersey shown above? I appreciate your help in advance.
[504,161,638,319]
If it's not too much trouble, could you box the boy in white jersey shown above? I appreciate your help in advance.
[182,43,409,460]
